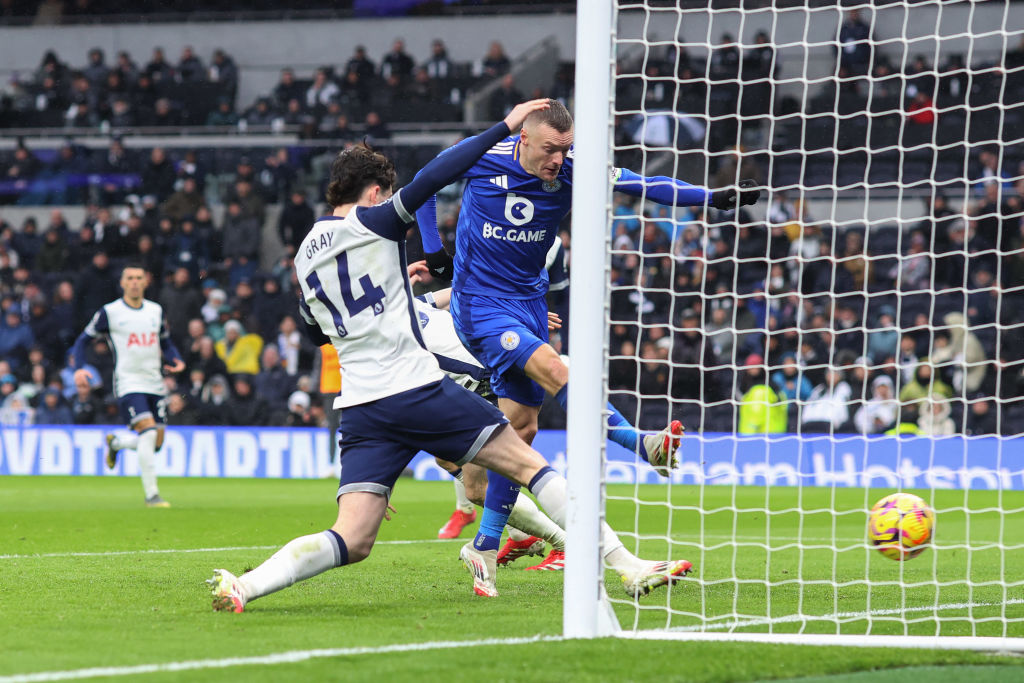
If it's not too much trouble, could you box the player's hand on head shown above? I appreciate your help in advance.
[711,179,762,211]
[407,259,431,285]
[425,248,454,281]
[503,98,550,131]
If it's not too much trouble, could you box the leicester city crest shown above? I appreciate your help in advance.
[542,179,562,193]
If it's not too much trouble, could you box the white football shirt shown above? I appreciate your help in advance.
[83,299,170,397]
[294,208,444,409]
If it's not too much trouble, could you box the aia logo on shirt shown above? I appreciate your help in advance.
[127,332,158,347]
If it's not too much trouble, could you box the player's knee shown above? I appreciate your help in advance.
[508,415,538,445]
[344,536,374,563]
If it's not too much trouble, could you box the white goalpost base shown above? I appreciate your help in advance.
[619,631,1024,653]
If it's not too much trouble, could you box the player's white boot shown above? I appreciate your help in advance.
[642,420,684,477]
[620,559,693,599]
[459,542,498,597]
[207,569,247,613]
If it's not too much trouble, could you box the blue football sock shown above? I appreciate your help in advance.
[473,471,520,552]
[555,384,644,458]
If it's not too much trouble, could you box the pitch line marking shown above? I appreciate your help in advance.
[668,598,1024,633]
[0,635,565,683]
[0,539,461,561]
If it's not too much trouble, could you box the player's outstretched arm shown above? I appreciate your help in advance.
[613,167,761,210]
[412,100,552,277]
[363,100,551,245]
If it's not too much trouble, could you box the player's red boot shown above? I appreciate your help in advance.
[525,549,565,571]
[496,535,546,566]
[438,508,477,539]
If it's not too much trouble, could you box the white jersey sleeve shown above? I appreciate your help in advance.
[413,297,488,391]
[294,213,444,409]
[90,299,169,397]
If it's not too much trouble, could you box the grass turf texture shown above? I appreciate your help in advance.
[0,476,1021,683]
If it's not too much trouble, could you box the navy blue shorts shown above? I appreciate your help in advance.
[449,291,548,407]
[337,377,508,499]
[118,393,167,426]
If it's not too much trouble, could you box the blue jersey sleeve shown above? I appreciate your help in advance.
[415,194,443,253]
[357,122,512,243]
[70,308,108,368]
[613,167,711,206]
[159,318,183,364]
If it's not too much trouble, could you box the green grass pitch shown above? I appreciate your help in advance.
[1,476,1022,682]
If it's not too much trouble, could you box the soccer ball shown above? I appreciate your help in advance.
[867,493,934,561]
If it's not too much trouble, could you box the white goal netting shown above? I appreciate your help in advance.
[579,0,1024,646]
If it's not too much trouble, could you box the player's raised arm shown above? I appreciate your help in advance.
[363,100,551,242]
[613,166,761,211]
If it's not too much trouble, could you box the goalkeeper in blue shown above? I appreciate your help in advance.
[206,101,688,612]
[417,98,760,573]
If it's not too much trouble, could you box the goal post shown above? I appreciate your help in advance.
[565,0,1024,651]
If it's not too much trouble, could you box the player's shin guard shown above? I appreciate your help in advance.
[508,492,566,551]
[554,385,641,454]
[239,530,348,603]
[473,472,519,552]
[136,428,159,500]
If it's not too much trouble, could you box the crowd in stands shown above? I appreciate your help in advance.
[602,165,1024,436]
[3,11,1024,435]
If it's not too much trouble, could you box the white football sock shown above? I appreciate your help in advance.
[529,470,642,573]
[136,429,159,499]
[453,477,474,514]
[507,493,566,550]
[239,531,343,602]
[115,432,139,451]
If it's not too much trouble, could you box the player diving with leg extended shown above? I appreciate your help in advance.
[70,264,185,508]
[206,101,690,611]
[415,98,761,590]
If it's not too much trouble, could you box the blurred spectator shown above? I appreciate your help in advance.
[70,376,103,424]
[930,312,986,394]
[854,376,898,434]
[346,46,376,83]
[477,41,510,79]
[899,359,953,420]
[966,395,998,436]
[489,73,523,120]
[75,250,119,316]
[144,47,174,87]
[199,374,230,425]
[838,9,872,75]
[205,98,239,127]
[286,390,318,427]
[278,190,315,257]
[225,375,269,426]
[381,38,414,83]
[253,346,294,421]
[160,175,204,221]
[277,315,302,375]
[424,39,452,80]
[738,356,786,434]
[866,306,899,363]
[208,49,238,104]
[193,335,228,379]
[221,201,261,285]
[159,267,203,349]
[35,387,72,424]
[141,147,176,201]
[801,367,853,433]
[364,111,390,141]
[272,68,304,108]
[177,46,205,84]
[918,398,955,436]
[0,305,34,369]
[216,320,263,375]
[165,391,198,425]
